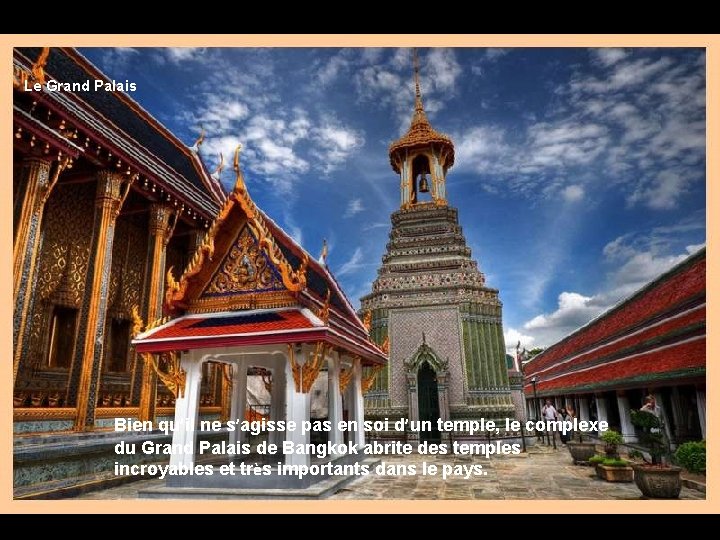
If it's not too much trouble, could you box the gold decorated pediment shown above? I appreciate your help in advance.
[204,224,285,296]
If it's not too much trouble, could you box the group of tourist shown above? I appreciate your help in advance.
[541,399,576,444]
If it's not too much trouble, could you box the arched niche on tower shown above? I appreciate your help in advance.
[410,153,431,204]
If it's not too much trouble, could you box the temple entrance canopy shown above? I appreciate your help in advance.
[133,147,386,472]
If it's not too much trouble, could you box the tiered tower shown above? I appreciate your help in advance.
[360,51,515,442]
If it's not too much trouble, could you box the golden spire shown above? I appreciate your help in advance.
[388,48,455,174]
[412,47,429,126]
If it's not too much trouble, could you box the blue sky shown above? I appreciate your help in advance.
[81,47,706,351]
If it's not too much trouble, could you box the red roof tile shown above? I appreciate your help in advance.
[150,310,314,339]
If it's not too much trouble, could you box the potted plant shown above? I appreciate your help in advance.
[566,422,596,465]
[597,457,634,483]
[630,409,682,498]
[600,429,623,458]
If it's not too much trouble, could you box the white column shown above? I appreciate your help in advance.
[327,353,343,448]
[284,350,311,466]
[578,397,590,422]
[595,396,608,426]
[696,388,706,439]
[269,364,285,447]
[654,393,675,446]
[347,358,365,448]
[228,358,248,448]
[616,394,638,443]
[169,352,203,468]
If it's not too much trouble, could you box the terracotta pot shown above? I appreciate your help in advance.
[566,441,596,465]
[631,464,682,498]
[597,464,634,482]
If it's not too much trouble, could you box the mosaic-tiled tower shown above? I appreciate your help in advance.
[360,51,515,442]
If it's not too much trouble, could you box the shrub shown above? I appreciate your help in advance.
[602,458,629,467]
[588,455,605,465]
[674,441,706,474]
[628,449,644,460]
[600,430,624,445]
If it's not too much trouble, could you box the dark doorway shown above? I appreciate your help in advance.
[418,362,441,442]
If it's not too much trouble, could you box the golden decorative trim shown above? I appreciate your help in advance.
[186,290,296,314]
[361,365,383,394]
[381,336,389,354]
[288,342,326,393]
[14,408,76,421]
[131,304,144,338]
[165,144,308,312]
[96,407,140,418]
[213,152,224,176]
[142,351,186,399]
[13,47,50,89]
[316,289,331,325]
[193,126,205,149]
[339,363,354,394]
[362,311,372,332]
[39,157,69,208]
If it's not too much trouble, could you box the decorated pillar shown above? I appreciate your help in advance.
[68,170,132,431]
[327,352,343,447]
[228,358,248,449]
[169,352,202,469]
[616,393,638,443]
[136,204,174,422]
[13,157,58,383]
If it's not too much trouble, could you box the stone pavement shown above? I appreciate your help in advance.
[72,444,705,500]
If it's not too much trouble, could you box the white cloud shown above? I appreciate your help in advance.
[336,247,365,277]
[505,328,536,352]
[344,198,365,218]
[163,47,206,64]
[594,48,627,66]
[311,120,365,174]
[485,48,510,61]
[561,184,585,202]
[99,48,139,72]
[454,49,704,210]
[628,170,689,210]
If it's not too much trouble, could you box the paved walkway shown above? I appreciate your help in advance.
[72,445,704,500]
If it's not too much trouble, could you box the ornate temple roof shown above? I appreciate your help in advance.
[14,47,225,215]
[388,51,454,173]
[135,147,385,365]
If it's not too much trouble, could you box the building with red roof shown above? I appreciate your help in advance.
[523,248,705,445]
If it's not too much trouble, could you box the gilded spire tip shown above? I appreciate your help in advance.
[411,48,428,126]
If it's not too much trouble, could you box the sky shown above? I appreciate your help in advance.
[80,46,706,353]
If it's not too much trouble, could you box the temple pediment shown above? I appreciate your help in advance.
[164,146,308,315]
